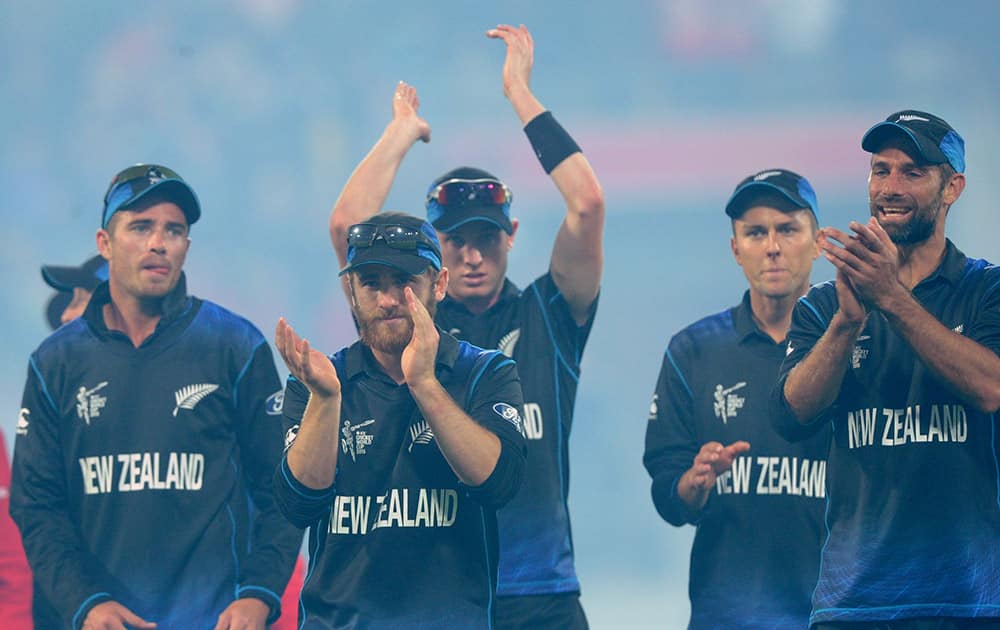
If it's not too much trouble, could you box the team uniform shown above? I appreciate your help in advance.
[11,277,302,629]
[274,332,527,629]
[644,291,830,629]
[435,273,596,620]
[771,240,1000,625]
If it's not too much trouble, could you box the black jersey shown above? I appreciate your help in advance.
[644,292,829,629]
[273,332,526,629]
[772,241,1000,624]
[10,277,302,629]
[435,273,596,597]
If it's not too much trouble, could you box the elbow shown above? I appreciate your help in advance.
[572,183,605,223]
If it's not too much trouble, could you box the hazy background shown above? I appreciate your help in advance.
[2,1,998,627]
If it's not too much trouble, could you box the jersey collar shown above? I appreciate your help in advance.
[83,273,193,340]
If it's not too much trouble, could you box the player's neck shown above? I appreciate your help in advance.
[896,229,946,290]
[451,285,503,316]
[104,285,164,348]
[748,288,802,344]
[370,347,406,384]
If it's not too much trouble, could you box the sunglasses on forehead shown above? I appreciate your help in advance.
[347,223,438,251]
[426,178,512,209]
[104,165,183,206]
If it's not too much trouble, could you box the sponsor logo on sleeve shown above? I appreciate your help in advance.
[493,402,523,434]
[266,390,284,416]
[648,394,658,421]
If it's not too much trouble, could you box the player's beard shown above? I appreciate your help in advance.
[357,296,438,355]
[870,187,944,245]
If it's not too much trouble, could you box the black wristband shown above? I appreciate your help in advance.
[523,111,581,174]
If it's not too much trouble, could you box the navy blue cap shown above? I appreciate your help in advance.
[862,110,965,173]
[425,166,513,234]
[725,168,819,219]
[339,213,442,277]
[41,254,108,292]
[102,164,201,228]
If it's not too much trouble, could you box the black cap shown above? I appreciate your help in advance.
[45,291,72,330]
[102,163,201,228]
[725,169,819,219]
[338,213,443,277]
[41,254,108,292]
[861,110,965,173]
[425,166,513,234]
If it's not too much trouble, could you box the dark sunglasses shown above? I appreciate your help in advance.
[425,178,512,208]
[347,223,438,251]
[104,165,183,207]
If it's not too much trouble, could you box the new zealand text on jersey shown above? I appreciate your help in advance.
[846,404,968,449]
[328,488,458,535]
[78,452,205,494]
[715,456,826,498]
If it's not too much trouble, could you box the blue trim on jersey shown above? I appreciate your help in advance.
[232,340,265,409]
[810,423,837,618]
[300,517,327,629]
[530,283,575,561]
[237,584,281,606]
[467,352,495,403]
[73,592,111,629]
[29,356,58,412]
[814,603,1000,616]
[279,457,336,499]
[798,296,828,327]
[492,358,516,372]
[531,284,580,381]
[226,503,241,597]
[993,416,1000,511]
[480,507,495,630]
[665,348,693,400]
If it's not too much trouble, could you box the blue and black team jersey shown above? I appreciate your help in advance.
[772,240,1000,624]
[10,276,302,630]
[435,273,596,597]
[644,292,829,629]
[273,332,527,629]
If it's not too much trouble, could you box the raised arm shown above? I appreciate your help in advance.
[488,24,605,324]
[328,82,431,301]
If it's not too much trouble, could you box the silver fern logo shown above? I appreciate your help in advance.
[173,384,219,417]
[408,420,435,452]
[497,328,521,357]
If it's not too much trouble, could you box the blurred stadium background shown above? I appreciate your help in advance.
[2,1,997,626]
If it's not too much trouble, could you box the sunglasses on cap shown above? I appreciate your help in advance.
[425,178,512,209]
[104,165,183,207]
[347,223,439,252]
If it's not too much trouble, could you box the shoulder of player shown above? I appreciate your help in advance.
[189,299,269,350]
[668,307,739,354]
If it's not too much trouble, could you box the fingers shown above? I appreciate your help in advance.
[120,607,156,629]
[405,286,432,331]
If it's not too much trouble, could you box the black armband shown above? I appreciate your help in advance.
[524,111,581,174]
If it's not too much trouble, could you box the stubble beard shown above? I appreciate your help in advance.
[871,189,943,246]
[357,295,437,355]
